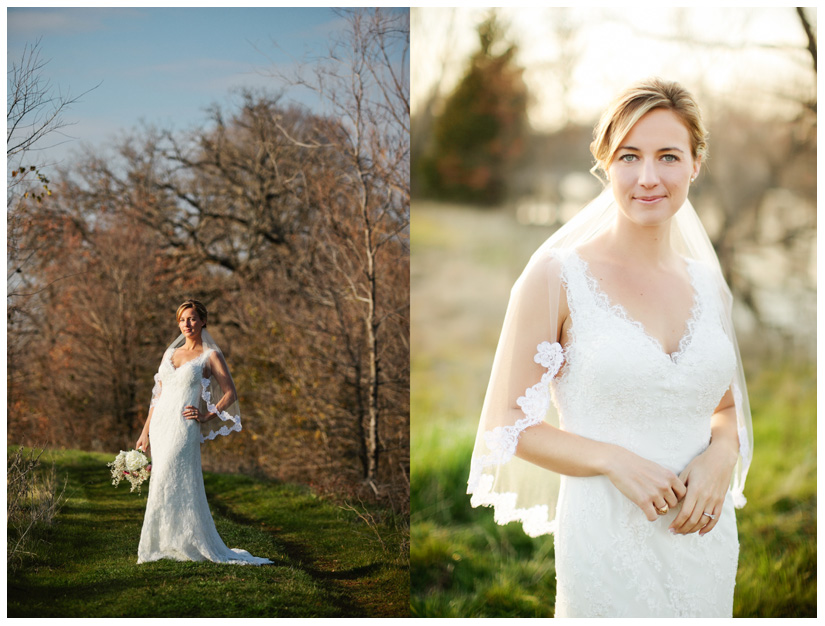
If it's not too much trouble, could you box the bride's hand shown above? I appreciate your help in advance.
[604,447,687,522]
[670,442,738,536]
[136,433,149,454]
[183,405,204,422]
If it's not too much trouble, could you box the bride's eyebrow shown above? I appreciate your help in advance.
[618,145,685,153]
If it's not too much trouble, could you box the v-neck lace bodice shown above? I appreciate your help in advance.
[554,249,736,468]
[570,249,700,363]
[167,348,209,372]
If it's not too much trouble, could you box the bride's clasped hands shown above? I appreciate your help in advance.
[604,440,736,535]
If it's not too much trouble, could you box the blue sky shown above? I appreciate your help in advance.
[7,7,357,168]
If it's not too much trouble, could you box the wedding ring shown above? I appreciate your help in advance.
[702,512,717,520]
[656,505,669,516]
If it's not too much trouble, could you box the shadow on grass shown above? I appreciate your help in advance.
[205,493,385,617]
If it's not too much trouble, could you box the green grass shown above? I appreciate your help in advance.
[8,449,408,618]
[731,365,817,618]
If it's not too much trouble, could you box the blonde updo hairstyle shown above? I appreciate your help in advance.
[590,77,708,182]
[175,299,208,326]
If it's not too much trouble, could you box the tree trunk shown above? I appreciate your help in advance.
[364,212,381,484]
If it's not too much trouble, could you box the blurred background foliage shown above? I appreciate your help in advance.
[410,7,815,617]
[418,13,529,205]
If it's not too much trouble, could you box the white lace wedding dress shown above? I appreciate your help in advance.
[547,250,739,617]
[137,348,272,565]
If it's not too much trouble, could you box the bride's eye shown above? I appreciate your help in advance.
[618,154,637,163]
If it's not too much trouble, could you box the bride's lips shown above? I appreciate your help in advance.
[634,195,665,204]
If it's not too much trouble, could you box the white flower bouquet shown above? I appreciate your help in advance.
[108,449,152,493]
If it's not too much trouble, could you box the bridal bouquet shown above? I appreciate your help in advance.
[108,449,152,493]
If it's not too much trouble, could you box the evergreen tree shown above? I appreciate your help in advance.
[422,12,529,205]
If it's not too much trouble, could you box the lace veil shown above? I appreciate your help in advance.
[467,186,753,537]
[152,328,243,444]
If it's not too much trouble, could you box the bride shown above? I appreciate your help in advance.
[135,299,271,565]
[468,78,753,617]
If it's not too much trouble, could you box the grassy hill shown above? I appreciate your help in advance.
[8,448,408,618]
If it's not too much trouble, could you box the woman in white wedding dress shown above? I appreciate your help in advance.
[135,299,271,565]
[468,79,752,617]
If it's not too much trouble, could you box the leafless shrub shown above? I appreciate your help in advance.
[7,446,68,569]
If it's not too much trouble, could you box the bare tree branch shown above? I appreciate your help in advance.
[796,7,817,73]
[7,39,99,159]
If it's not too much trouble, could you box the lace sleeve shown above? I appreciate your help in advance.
[468,251,569,537]
[197,348,242,443]
[149,350,168,409]
[149,374,162,408]
[199,377,242,441]
[480,342,564,466]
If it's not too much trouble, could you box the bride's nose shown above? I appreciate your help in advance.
[638,159,660,187]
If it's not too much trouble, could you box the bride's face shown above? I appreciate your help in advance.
[178,307,205,340]
[608,108,700,228]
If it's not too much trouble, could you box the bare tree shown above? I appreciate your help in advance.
[8,39,96,441]
[267,8,410,487]
[8,40,79,158]
[7,39,97,211]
